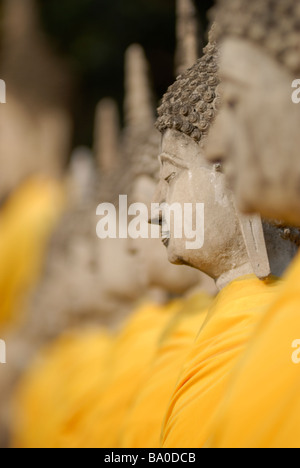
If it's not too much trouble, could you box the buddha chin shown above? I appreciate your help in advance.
[165,237,191,267]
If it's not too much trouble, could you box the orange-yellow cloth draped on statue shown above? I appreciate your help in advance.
[119,292,213,448]
[205,252,300,449]
[12,301,181,448]
[12,330,113,448]
[74,300,182,449]
[161,275,281,448]
[0,178,65,331]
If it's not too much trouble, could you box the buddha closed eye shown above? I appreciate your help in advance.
[164,171,177,185]
[223,86,240,112]
[161,164,181,188]
[159,155,188,191]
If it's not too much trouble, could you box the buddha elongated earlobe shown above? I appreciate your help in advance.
[238,213,271,280]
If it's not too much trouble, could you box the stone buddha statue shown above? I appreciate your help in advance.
[0,0,72,199]
[69,39,216,449]
[7,42,210,449]
[117,103,217,450]
[119,43,209,301]
[151,27,299,449]
[206,0,300,228]
[187,0,300,448]
[154,32,297,289]
[0,95,137,447]
[128,129,216,300]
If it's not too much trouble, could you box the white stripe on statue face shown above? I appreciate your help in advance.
[0,80,6,104]
[0,340,6,364]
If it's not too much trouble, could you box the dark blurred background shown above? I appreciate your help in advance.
[37,0,214,147]
[1,0,214,148]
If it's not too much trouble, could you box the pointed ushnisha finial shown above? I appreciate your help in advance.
[176,0,200,76]
[1,0,70,108]
[2,0,37,42]
[124,44,155,134]
[94,98,120,174]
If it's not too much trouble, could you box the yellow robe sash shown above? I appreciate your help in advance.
[120,292,213,448]
[206,253,300,448]
[161,275,281,448]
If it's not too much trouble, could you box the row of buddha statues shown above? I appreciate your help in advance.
[1,0,300,448]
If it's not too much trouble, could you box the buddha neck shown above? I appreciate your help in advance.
[215,262,255,291]
[186,276,218,298]
[214,226,297,290]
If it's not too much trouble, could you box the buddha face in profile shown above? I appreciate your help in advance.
[154,128,249,285]
[152,41,257,287]
[98,180,143,303]
[99,233,143,302]
[206,0,300,227]
[129,148,208,296]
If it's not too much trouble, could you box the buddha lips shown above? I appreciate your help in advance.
[96,195,205,250]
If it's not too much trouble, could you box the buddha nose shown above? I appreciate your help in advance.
[148,204,162,226]
[148,181,164,225]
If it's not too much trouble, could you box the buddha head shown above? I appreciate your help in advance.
[206,0,300,227]
[128,128,215,297]
[153,33,298,289]
[0,0,71,201]
[97,158,144,304]
[119,43,212,297]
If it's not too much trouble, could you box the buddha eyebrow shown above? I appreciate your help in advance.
[159,153,189,170]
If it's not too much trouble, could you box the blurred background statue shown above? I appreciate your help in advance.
[8,31,214,448]
[208,0,300,227]
[0,0,72,196]
[200,0,300,448]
